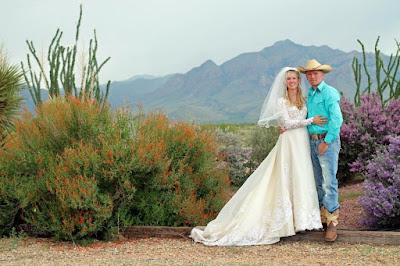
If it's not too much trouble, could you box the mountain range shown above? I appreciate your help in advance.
[22,39,381,123]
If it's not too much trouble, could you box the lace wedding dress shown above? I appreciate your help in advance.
[190,98,322,246]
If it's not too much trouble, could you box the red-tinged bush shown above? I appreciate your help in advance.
[0,96,230,239]
[117,112,231,227]
[0,96,128,239]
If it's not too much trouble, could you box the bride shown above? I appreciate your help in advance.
[190,67,326,246]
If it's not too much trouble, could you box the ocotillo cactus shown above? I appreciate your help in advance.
[21,5,110,108]
[382,39,400,102]
[352,56,361,105]
[352,37,400,106]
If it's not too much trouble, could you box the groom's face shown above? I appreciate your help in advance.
[306,70,324,89]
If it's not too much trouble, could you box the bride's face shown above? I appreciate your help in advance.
[286,72,299,91]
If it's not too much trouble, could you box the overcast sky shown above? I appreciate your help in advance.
[1,0,399,83]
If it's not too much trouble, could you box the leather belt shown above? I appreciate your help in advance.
[310,133,327,140]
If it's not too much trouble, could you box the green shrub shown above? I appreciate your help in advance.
[0,96,123,239]
[0,97,230,239]
[0,178,22,236]
[246,126,279,172]
[122,113,231,227]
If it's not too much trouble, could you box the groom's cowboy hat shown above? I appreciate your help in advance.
[298,59,332,74]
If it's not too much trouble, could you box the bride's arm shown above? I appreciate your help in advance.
[277,98,313,130]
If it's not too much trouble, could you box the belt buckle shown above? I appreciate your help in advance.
[311,134,319,140]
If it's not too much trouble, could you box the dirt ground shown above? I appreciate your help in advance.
[1,237,399,265]
[337,182,367,229]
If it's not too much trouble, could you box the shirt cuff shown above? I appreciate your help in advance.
[324,133,336,143]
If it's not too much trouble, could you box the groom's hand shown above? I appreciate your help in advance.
[318,141,329,155]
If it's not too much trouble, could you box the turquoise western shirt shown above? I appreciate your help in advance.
[307,80,343,143]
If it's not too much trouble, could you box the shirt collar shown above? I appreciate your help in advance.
[308,80,326,96]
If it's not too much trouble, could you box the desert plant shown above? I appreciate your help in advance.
[21,5,110,108]
[338,93,400,183]
[360,136,400,229]
[246,126,279,173]
[120,112,231,227]
[0,46,24,144]
[214,128,252,186]
[352,37,400,106]
[0,96,121,239]
[0,98,230,239]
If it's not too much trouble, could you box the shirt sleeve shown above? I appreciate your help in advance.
[324,89,343,143]
[277,98,314,130]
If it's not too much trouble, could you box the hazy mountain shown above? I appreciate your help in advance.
[21,40,382,123]
[138,40,379,123]
[20,74,174,112]
[107,74,175,107]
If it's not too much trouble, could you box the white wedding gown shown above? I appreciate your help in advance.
[190,98,322,246]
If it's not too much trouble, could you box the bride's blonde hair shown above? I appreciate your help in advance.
[285,69,306,109]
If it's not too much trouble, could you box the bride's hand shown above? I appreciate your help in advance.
[313,115,328,126]
[278,125,286,134]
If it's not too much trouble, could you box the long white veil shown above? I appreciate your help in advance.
[258,67,307,128]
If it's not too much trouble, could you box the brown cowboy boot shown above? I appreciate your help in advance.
[325,222,337,241]
[321,206,327,230]
[325,209,339,242]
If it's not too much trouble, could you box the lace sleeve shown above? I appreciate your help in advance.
[277,98,314,130]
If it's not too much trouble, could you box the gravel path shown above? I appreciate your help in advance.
[337,182,367,229]
[1,237,400,265]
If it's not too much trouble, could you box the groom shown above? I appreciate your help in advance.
[298,59,343,242]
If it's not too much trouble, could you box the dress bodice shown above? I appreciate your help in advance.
[277,98,313,130]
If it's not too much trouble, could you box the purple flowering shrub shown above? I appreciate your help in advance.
[359,136,400,228]
[338,93,400,183]
[215,128,252,186]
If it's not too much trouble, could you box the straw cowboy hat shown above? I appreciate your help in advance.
[298,59,332,74]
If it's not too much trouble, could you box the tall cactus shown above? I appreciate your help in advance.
[352,56,361,105]
[383,39,400,101]
[352,37,400,106]
[21,5,111,108]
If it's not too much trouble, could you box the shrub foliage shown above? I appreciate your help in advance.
[339,92,400,229]
[214,128,252,186]
[246,126,279,173]
[338,93,400,183]
[0,97,230,239]
[360,136,400,228]
[0,47,24,144]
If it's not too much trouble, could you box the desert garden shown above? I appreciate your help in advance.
[0,6,399,265]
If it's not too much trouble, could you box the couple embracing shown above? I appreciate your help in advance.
[190,59,343,246]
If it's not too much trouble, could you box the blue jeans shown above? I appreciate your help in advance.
[310,137,340,214]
